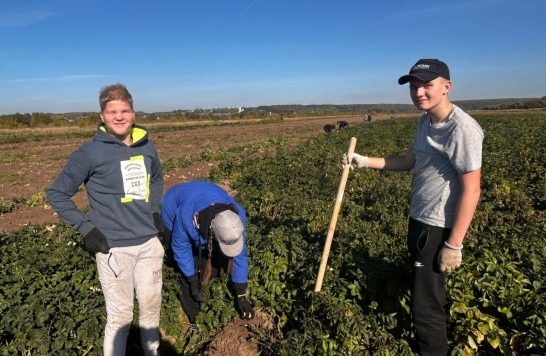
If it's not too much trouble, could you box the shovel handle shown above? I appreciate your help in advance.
[314,136,357,292]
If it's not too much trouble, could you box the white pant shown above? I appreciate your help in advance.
[96,237,164,356]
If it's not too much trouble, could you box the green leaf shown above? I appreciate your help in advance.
[487,335,501,349]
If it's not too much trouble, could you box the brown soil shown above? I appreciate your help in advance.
[203,310,282,356]
[0,114,402,232]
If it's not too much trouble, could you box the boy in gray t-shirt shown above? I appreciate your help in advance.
[342,59,483,356]
[411,104,483,228]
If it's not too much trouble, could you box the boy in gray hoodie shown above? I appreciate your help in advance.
[47,84,165,356]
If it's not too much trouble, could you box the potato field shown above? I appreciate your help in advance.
[1,111,546,355]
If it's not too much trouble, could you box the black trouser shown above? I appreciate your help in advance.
[407,217,451,356]
[177,245,230,324]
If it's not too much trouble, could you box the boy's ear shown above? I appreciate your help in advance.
[443,80,452,94]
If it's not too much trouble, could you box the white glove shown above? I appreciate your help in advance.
[341,152,369,170]
[438,242,463,273]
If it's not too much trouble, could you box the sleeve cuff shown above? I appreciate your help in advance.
[232,282,247,296]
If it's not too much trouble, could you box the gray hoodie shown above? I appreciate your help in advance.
[47,123,164,248]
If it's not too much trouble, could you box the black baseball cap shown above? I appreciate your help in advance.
[398,59,450,85]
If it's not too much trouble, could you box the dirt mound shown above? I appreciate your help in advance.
[203,311,282,356]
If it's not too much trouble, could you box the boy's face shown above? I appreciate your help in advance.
[408,77,451,111]
[100,100,135,143]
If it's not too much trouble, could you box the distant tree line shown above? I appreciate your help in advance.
[253,103,420,117]
[480,96,546,110]
[1,97,543,129]
[0,112,101,128]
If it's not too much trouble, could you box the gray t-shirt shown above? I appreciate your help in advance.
[410,105,484,228]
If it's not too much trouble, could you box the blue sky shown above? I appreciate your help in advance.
[1,0,545,115]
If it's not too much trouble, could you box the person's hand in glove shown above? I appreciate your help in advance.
[341,152,369,170]
[161,227,172,248]
[236,295,255,320]
[84,227,110,254]
[438,242,463,273]
[232,282,255,319]
[187,274,204,302]
[153,212,165,234]
[153,212,172,248]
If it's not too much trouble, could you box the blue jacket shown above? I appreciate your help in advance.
[161,181,249,283]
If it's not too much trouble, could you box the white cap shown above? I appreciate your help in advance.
[211,210,244,257]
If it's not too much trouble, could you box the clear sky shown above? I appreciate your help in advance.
[1,0,545,115]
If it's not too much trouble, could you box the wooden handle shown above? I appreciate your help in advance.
[314,136,357,292]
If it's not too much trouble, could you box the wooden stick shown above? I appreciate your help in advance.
[315,136,358,292]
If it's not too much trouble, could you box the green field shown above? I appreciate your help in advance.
[1,112,546,355]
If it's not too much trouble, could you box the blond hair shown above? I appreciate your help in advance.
[99,84,133,112]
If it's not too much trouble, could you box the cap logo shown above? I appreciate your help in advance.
[412,64,431,70]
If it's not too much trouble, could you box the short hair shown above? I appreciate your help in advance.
[99,84,133,112]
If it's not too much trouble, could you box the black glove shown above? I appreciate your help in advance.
[162,227,172,248]
[187,274,204,302]
[236,295,255,320]
[153,212,165,234]
[84,228,110,254]
[233,282,254,319]
[153,212,172,248]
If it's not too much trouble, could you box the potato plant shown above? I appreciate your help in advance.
[1,112,546,355]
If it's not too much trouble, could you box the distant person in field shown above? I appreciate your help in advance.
[324,124,336,133]
[160,180,255,328]
[342,59,484,356]
[337,120,349,129]
[46,84,165,356]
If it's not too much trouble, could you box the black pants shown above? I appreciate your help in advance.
[177,246,230,324]
[407,217,451,356]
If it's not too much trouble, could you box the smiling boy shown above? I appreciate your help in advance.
[47,84,165,356]
[343,59,484,355]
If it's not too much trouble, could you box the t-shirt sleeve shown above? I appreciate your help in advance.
[448,122,484,173]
